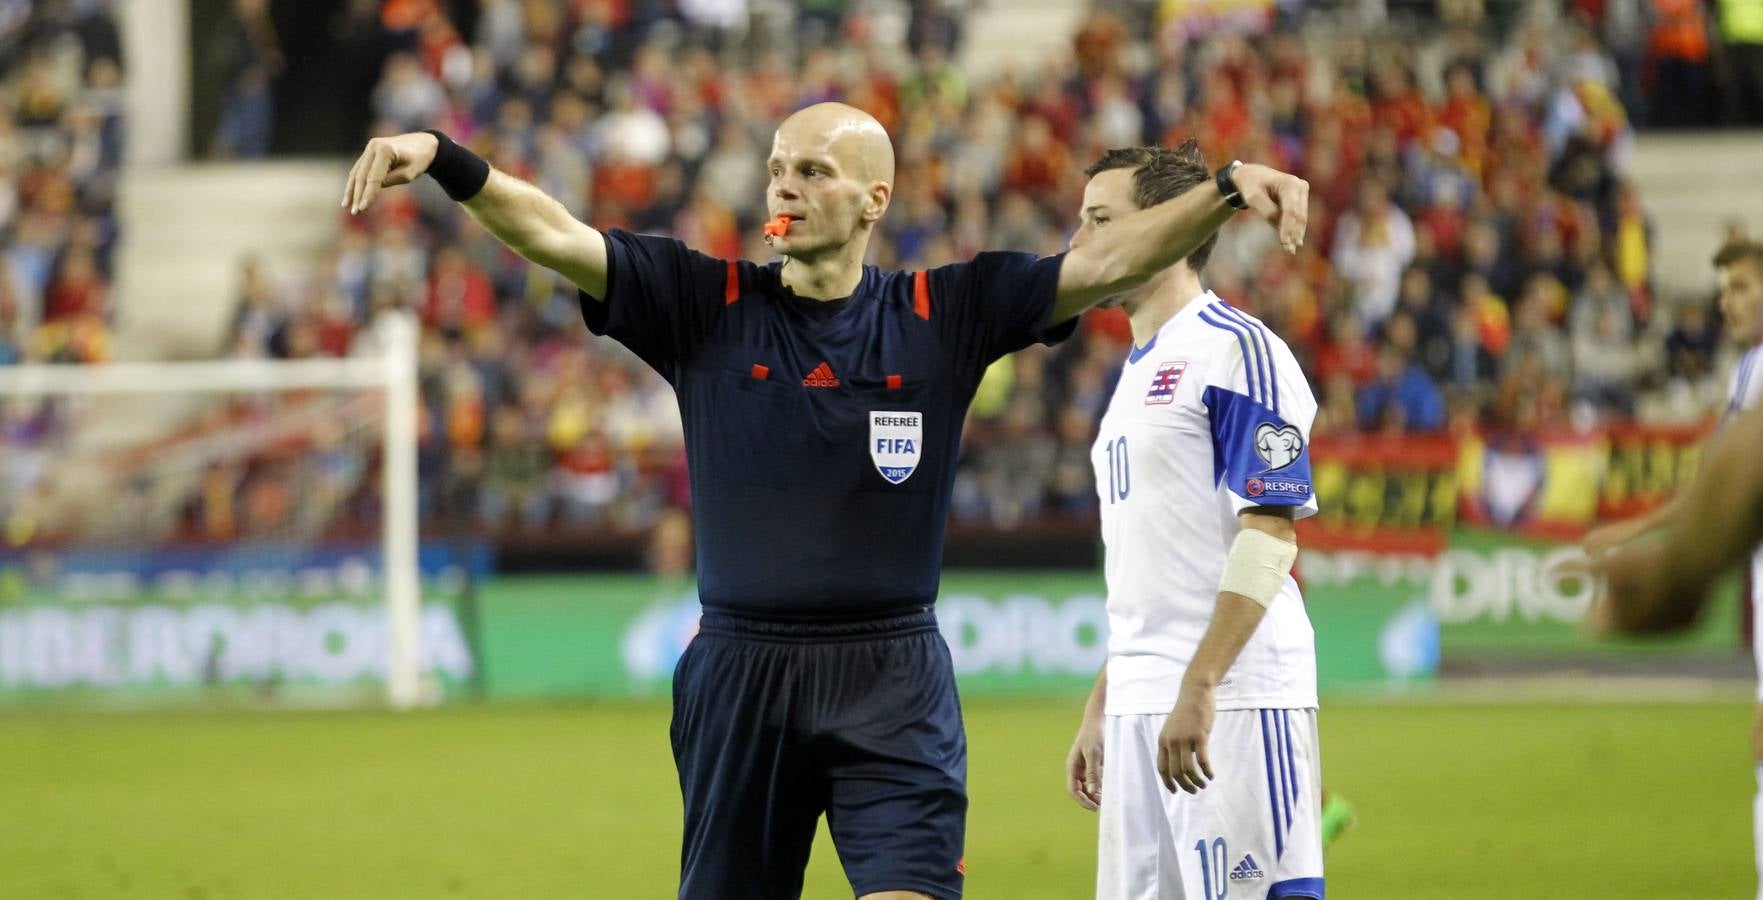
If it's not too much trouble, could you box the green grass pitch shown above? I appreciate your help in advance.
[0,698,1752,898]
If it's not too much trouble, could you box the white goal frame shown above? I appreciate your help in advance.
[0,311,428,708]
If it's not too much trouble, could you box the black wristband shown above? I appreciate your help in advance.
[1215,160,1249,211]
[422,129,490,202]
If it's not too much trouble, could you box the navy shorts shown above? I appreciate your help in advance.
[670,607,967,900]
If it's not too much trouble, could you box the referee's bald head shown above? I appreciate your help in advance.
[774,103,896,186]
[765,103,897,257]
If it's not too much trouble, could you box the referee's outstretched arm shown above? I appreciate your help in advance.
[342,129,1313,333]
[341,131,610,299]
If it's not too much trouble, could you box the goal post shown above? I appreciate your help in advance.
[0,310,452,709]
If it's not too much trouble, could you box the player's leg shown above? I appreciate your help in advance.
[1751,701,1763,900]
[1753,560,1763,900]
[1158,709,1323,900]
[1097,713,1186,899]
[1754,764,1762,900]
[671,623,823,900]
[819,613,968,899]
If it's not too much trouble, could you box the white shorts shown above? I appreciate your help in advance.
[1098,709,1324,900]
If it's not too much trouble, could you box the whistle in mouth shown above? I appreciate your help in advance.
[763,214,795,238]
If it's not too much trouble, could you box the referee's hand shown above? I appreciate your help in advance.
[1230,164,1310,255]
[342,132,441,215]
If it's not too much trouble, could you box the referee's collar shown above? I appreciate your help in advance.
[763,262,877,323]
[764,261,877,303]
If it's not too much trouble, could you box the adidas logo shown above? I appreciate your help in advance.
[1229,854,1265,882]
[803,361,840,387]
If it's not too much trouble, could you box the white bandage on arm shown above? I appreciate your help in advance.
[1217,527,1299,608]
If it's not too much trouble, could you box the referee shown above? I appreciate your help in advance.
[343,102,1308,900]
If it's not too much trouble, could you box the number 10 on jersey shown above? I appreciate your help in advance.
[1105,436,1129,503]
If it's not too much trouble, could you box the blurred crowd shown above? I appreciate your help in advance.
[0,0,122,368]
[213,0,1760,533]
[3,0,1757,540]
[0,2,124,545]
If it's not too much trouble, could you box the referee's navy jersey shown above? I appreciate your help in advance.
[581,229,1075,619]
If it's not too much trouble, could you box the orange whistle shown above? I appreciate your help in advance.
[763,214,795,238]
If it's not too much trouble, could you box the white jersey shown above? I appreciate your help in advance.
[1092,293,1320,715]
[1726,347,1763,699]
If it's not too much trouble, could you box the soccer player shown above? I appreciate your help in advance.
[1585,239,1763,896]
[1062,143,1324,900]
[341,107,1307,899]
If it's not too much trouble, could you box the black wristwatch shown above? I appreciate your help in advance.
[1215,160,1249,211]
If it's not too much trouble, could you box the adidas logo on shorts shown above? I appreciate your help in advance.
[1229,854,1265,882]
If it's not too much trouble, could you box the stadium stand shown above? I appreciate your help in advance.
[0,0,1749,536]
[0,1,123,367]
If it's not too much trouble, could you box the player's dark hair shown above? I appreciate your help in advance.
[1713,240,1763,272]
[1084,140,1219,275]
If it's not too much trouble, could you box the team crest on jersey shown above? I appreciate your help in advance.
[1254,422,1304,470]
[1145,361,1187,405]
[870,411,922,484]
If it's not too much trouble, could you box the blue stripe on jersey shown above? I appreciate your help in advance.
[1127,332,1158,364]
[1260,710,1285,860]
[1732,348,1759,413]
[1216,303,1279,415]
[1198,308,1262,406]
